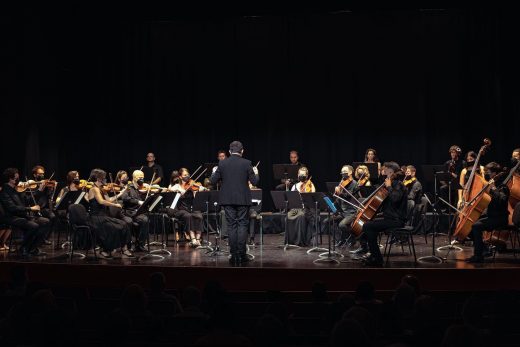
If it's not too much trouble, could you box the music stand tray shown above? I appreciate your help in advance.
[273,164,300,181]
[55,191,87,211]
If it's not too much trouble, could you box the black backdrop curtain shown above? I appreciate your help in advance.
[1,6,519,211]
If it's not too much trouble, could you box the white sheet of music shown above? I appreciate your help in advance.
[170,193,180,209]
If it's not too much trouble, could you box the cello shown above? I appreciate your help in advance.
[453,138,492,241]
[351,182,389,237]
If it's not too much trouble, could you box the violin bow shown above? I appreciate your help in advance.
[144,172,156,201]
[25,175,42,217]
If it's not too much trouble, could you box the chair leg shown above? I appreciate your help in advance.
[385,233,392,265]
[70,226,75,262]
[410,233,417,264]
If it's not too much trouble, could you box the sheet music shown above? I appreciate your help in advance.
[74,191,86,205]
[170,193,181,209]
[149,195,163,212]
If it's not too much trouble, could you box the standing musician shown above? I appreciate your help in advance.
[466,162,510,263]
[167,168,207,247]
[403,165,423,220]
[30,165,57,245]
[120,170,150,252]
[145,152,164,185]
[330,165,360,247]
[458,151,485,209]
[440,145,465,207]
[0,168,49,257]
[360,162,408,267]
[285,167,315,247]
[275,150,305,191]
[364,148,382,178]
[87,169,133,258]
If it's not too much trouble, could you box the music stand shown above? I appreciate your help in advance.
[271,191,298,251]
[54,191,89,251]
[137,194,165,261]
[249,190,263,248]
[417,193,444,264]
[314,196,340,264]
[325,182,339,196]
[192,191,213,251]
[206,191,228,257]
[273,164,300,191]
[300,192,329,254]
[353,162,379,184]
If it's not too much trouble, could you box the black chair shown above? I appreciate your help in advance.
[67,204,97,260]
[490,203,520,260]
[382,202,425,265]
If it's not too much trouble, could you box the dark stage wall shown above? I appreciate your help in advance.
[1,6,519,210]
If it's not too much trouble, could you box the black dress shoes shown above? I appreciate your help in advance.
[362,256,383,267]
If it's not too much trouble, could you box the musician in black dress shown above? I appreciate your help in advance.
[361,162,408,267]
[87,169,133,258]
[0,168,49,257]
[286,167,316,247]
[466,162,510,263]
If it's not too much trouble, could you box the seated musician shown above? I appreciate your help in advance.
[0,168,49,257]
[329,165,360,248]
[0,188,11,251]
[56,171,78,202]
[87,169,133,258]
[458,151,485,208]
[275,150,305,191]
[31,165,57,245]
[355,165,371,187]
[120,170,150,252]
[166,168,207,247]
[512,148,520,171]
[285,167,315,247]
[403,165,423,221]
[115,170,130,187]
[466,162,510,263]
[359,162,408,267]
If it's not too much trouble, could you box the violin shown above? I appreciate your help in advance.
[181,179,205,192]
[138,183,164,194]
[102,183,123,193]
[77,179,93,190]
[299,177,314,193]
[16,180,57,193]
[403,176,416,187]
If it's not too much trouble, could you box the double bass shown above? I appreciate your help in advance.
[453,138,492,241]
[483,158,520,248]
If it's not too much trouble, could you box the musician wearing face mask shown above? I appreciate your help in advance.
[167,168,205,247]
[115,170,130,187]
[328,165,360,248]
[285,167,315,247]
[403,165,423,221]
[120,170,149,252]
[0,168,49,257]
[56,171,81,205]
[358,162,408,267]
[466,162,510,263]
[458,151,486,209]
[31,165,56,245]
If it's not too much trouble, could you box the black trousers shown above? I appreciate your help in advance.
[362,218,404,260]
[40,208,56,239]
[8,216,50,251]
[470,216,508,256]
[224,205,249,257]
[221,208,257,239]
[122,211,149,246]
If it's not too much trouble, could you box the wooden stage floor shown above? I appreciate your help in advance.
[1,233,520,292]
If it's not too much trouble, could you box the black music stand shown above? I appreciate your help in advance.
[53,191,90,258]
[137,194,165,261]
[192,191,213,251]
[353,162,379,185]
[250,190,263,248]
[417,193,444,264]
[206,191,228,257]
[271,191,298,251]
[300,192,329,254]
[314,196,341,264]
[325,182,339,196]
[273,164,300,191]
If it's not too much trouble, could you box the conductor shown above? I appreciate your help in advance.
[210,141,259,265]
